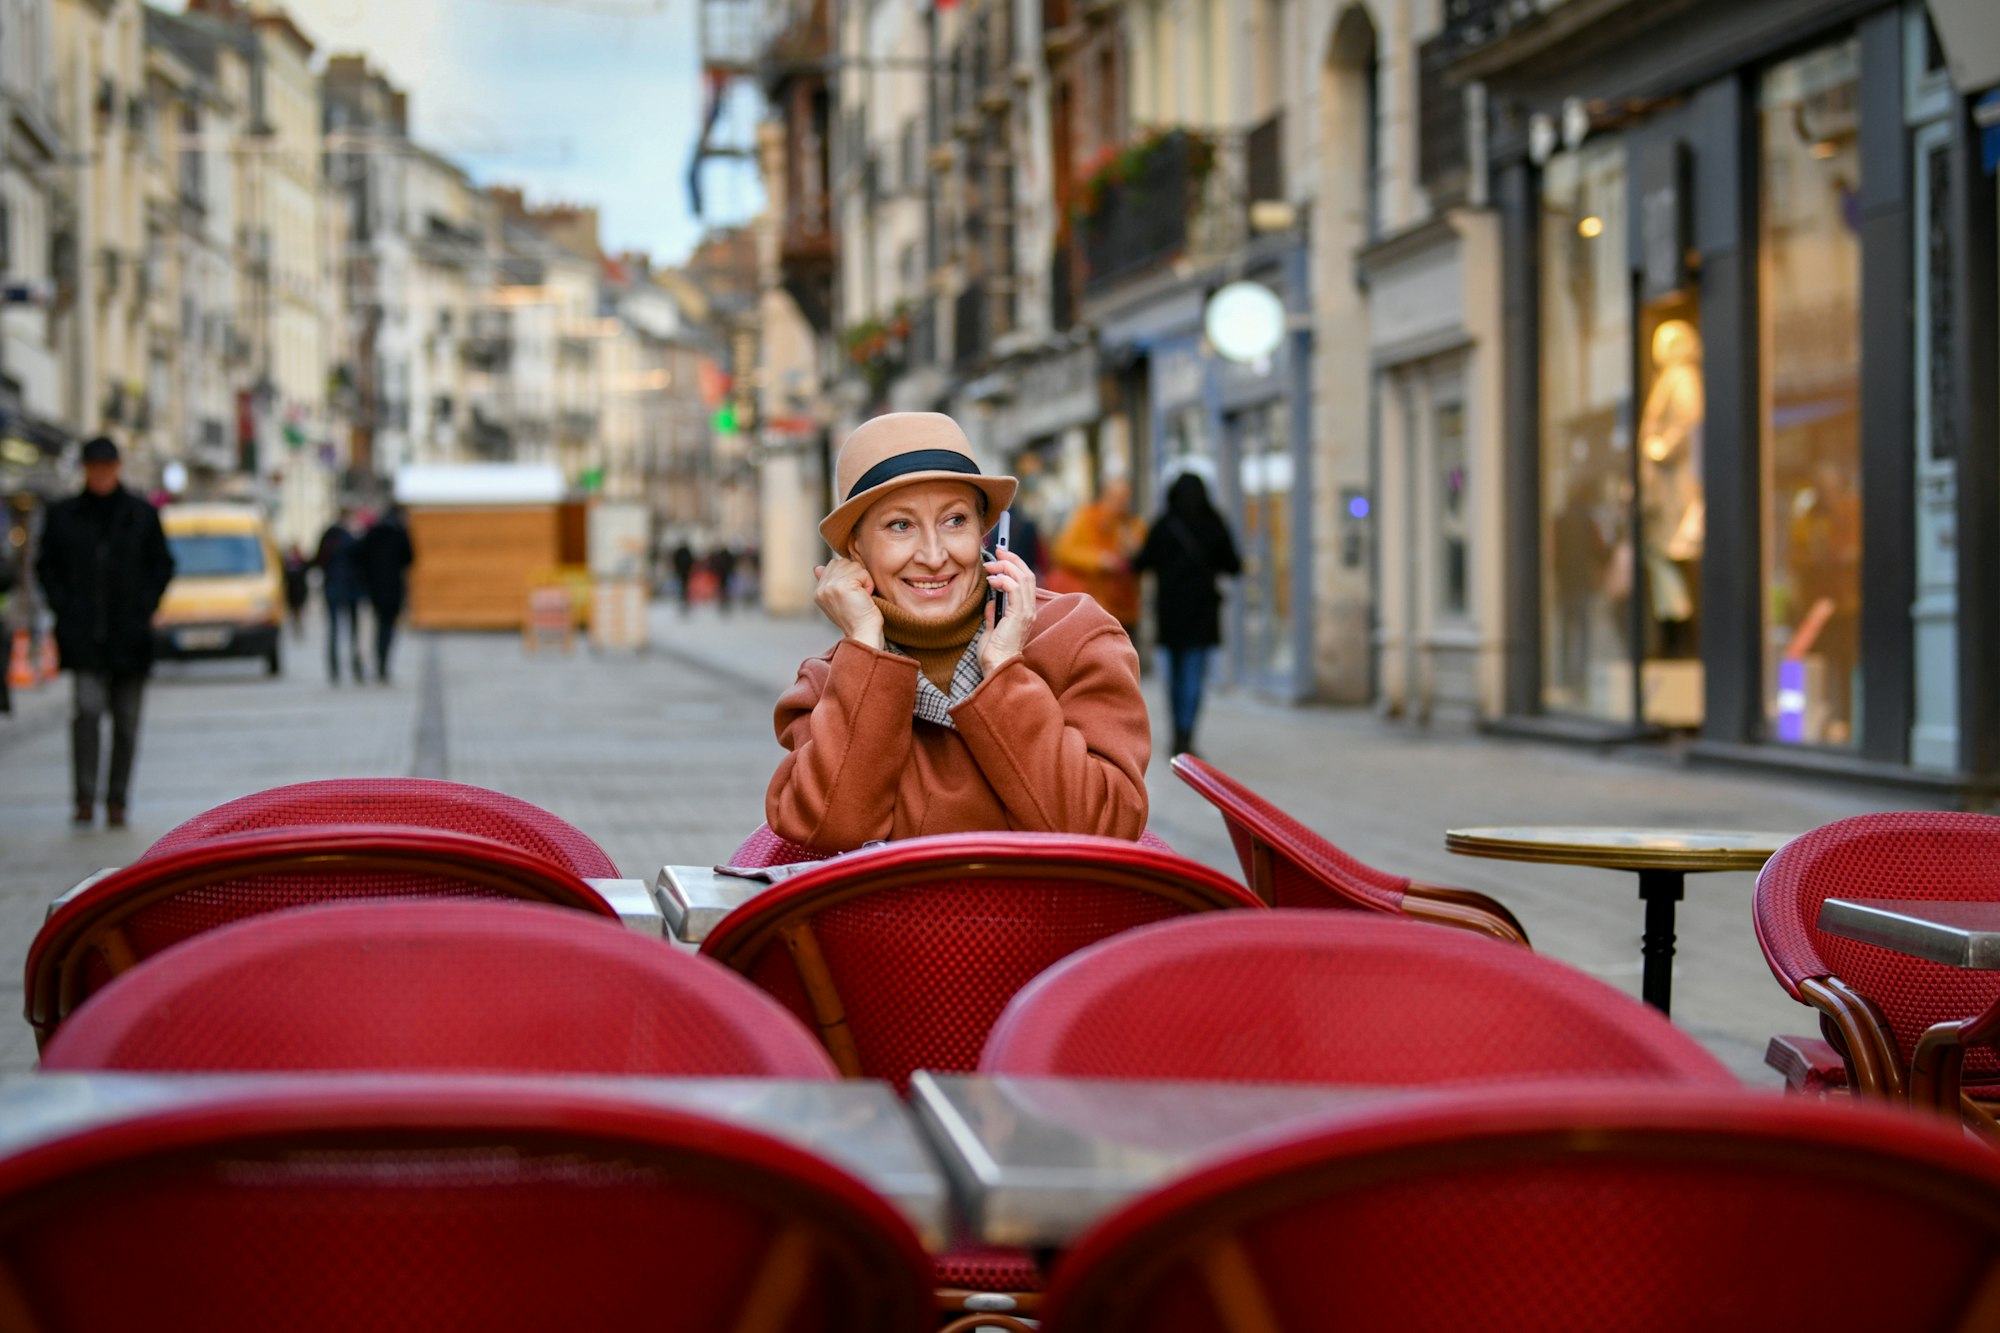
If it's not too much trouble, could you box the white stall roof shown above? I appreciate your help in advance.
[394,463,567,506]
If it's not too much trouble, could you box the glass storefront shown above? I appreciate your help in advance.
[1538,139,1633,721]
[1231,402,1294,681]
[1758,38,1863,748]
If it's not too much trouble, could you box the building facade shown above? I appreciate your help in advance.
[1457,0,1998,791]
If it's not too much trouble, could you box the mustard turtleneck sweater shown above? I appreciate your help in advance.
[875,571,987,691]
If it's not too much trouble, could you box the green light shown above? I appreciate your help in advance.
[713,404,737,433]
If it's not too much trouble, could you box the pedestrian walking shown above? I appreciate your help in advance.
[1134,472,1242,758]
[34,437,176,827]
[768,412,1149,851]
[671,541,696,615]
[356,506,415,683]
[708,545,738,615]
[314,509,366,684]
[0,539,16,716]
[1049,478,1144,636]
[280,544,310,639]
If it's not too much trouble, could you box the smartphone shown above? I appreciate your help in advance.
[990,511,1011,622]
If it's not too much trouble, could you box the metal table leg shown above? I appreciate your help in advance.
[1637,868,1685,1014]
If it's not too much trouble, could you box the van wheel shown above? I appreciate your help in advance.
[265,643,282,676]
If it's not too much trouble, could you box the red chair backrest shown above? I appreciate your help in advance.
[25,825,620,1047]
[1754,811,2000,1079]
[0,1083,931,1332]
[42,899,838,1077]
[1170,755,1409,911]
[1040,1085,2000,1333]
[728,823,1176,868]
[146,778,620,878]
[700,833,1262,1090]
[983,912,1735,1086]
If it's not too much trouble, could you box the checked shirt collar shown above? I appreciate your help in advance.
[889,628,985,729]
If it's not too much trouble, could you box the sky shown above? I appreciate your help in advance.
[253,0,766,264]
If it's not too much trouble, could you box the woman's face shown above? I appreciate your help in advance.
[850,480,985,618]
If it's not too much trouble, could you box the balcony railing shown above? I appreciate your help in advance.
[1439,0,1551,60]
[1080,129,1248,299]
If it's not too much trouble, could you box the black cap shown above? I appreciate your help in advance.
[80,436,120,464]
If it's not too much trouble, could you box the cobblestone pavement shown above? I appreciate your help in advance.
[0,599,1944,1081]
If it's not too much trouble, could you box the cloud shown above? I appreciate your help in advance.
[264,0,750,261]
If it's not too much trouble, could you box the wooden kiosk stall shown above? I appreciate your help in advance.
[394,463,585,632]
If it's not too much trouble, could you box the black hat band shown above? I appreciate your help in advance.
[846,449,980,501]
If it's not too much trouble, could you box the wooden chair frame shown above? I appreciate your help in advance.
[24,825,617,1048]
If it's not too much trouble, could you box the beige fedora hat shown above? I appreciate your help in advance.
[819,412,1017,555]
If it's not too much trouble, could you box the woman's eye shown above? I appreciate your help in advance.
[944,514,967,528]
[888,519,912,532]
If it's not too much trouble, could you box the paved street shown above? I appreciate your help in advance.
[0,598,1942,1081]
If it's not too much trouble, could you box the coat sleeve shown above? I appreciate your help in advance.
[33,515,65,609]
[141,508,175,612]
[949,624,1150,839]
[1211,520,1243,577]
[766,639,918,850]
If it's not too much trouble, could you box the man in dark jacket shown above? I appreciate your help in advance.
[314,509,366,683]
[35,437,175,827]
[355,506,414,682]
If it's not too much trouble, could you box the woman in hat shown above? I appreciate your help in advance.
[767,412,1150,851]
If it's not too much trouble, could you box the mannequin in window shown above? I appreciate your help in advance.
[1639,318,1704,656]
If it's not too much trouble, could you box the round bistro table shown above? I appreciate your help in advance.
[1444,827,1797,1016]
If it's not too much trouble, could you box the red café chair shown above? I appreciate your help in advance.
[144,777,622,878]
[698,831,1261,1321]
[1030,1085,2000,1333]
[1754,812,2000,1122]
[24,825,621,1049]
[983,911,1735,1087]
[0,1082,932,1332]
[1170,754,1529,944]
[40,899,837,1078]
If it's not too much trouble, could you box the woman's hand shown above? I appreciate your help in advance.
[979,548,1037,676]
[815,556,884,649]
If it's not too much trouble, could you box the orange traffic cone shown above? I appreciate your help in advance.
[6,630,35,691]
[36,632,57,682]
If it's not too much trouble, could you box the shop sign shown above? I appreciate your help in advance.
[1155,340,1206,410]
[1005,347,1101,444]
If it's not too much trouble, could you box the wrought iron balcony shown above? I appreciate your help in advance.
[1079,129,1248,300]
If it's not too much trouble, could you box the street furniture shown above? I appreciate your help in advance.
[0,1077,938,1331]
[24,825,621,1049]
[1819,897,2000,1122]
[1172,754,1528,943]
[698,831,1260,1322]
[1026,1084,2000,1333]
[143,776,622,879]
[1446,824,1793,1013]
[1756,812,2000,1128]
[39,899,836,1079]
[979,911,1734,1091]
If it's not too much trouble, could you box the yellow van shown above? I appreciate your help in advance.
[153,503,285,675]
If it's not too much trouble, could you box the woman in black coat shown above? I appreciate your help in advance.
[1134,472,1241,757]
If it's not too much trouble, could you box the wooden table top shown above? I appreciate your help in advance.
[1445,826,1796,873]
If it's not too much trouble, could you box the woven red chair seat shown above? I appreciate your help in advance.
[41,899,836,1077]
[146,777,619,878]
[984,911,1735,1086]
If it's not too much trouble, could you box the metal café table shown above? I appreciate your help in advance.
[910,1071,1423,1249]
[1818,899,2000,970]
[655,864,790,944]
[0,1074,950,1249]
[1445,826,1794,1015]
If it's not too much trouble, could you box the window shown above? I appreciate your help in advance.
[1538,138,1632,720]
[1758,38,1862,747]
[1435,393,1469,618]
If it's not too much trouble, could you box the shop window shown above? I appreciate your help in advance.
[1758,38,1862,748]
[1538,138,1632,721]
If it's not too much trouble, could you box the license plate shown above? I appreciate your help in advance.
[175,628,230,650]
